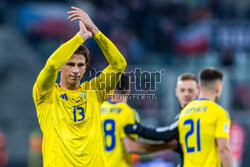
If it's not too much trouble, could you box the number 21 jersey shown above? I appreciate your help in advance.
[178,99,231,167]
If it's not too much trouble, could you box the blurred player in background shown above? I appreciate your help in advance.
[33,6,126,167]
[125,73,199,167]
[27,130,42,167]
[178,68,233,167]
[101,74,176,167]
[229,121,246,167]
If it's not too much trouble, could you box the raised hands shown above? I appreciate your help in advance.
[68,6,99,39]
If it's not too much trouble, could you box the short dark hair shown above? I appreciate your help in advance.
[177,73,197,82]
[199,68,223,88]
[74,44,90,65]
[115,74,130,94]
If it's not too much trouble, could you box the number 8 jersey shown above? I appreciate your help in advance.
[178,99,231,167]
[100,100,140,167]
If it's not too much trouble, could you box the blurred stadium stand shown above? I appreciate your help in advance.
[0,0,249,166]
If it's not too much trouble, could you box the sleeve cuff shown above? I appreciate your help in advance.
[215,135,229,139]
[75,34,85,44]
[93,31,102,40]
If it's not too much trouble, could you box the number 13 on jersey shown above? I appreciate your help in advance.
[183,119,201,153]
[73,106,85,122]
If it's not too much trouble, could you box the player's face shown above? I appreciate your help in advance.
[60,54,86,88]
[175,80,198,108]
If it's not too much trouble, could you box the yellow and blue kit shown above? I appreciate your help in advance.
[33,31,126,167]
[178,99,231,167]
[100,100,140,167]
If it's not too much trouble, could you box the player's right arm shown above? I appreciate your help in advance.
[215,108,233,167]
[34,18,91,98]
[217,138,233,167]
[123,137,177,154]
[122,108,178,153]
[124,120,179,142]
[34,35,84,92]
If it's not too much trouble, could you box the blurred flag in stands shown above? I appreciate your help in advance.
[17,3,75,39]
[174,22,211,55]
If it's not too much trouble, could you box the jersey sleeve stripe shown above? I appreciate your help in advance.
[156,120,179,132]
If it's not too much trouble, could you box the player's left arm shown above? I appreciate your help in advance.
[122,109,178,153]
[124,120,179,142]
[123,137,178,154]
[69,7,127,96]
[215,108,233,167]
[93,31,127,93]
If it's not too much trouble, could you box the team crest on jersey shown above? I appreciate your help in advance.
[224,123,229,133]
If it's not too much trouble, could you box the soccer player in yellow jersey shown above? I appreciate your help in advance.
[178,68,233,167]
[32,6,126,167]
[125,73,199,167]
[101,74,175,167]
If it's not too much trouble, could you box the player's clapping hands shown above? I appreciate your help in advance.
[68,6,99,37]
[67,7,95,41]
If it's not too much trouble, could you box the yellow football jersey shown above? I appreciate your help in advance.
[33,80,108,167]
[178,99,231,167]
[33,31,126,167]
[100,100,140,167]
